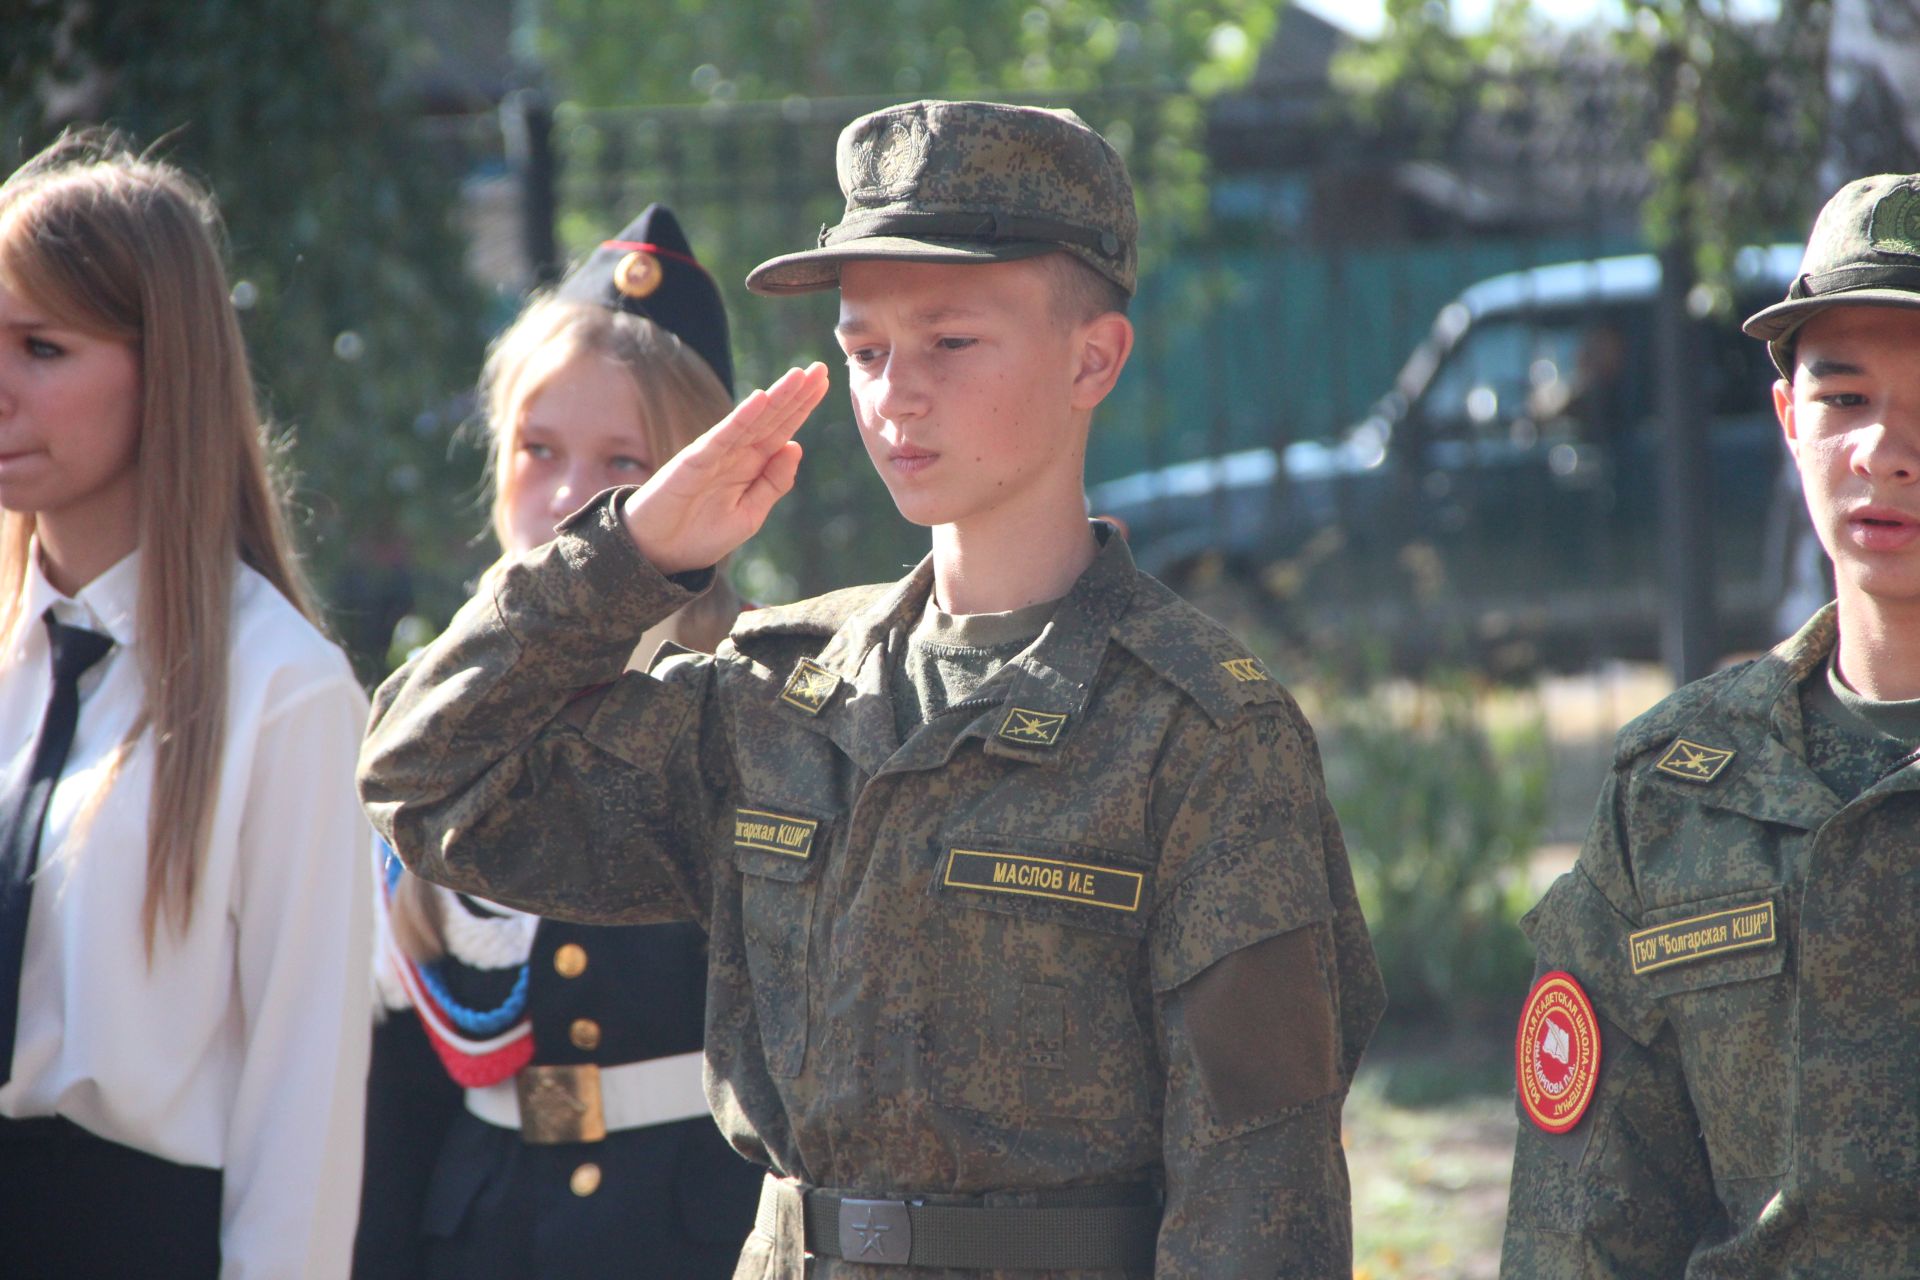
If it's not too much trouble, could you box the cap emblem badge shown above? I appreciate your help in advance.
[613,250,663,299]
[848,115,930,203]
[1868,184,1920,259]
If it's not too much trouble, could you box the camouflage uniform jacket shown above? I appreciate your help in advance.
[360,492,1385,1279]
[1502,605,1920,1278]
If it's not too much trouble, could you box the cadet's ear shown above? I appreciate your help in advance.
[1069,311,1134,411]
[1773,377,1799,453]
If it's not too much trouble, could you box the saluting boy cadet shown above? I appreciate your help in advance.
[360,99,1384,1278]
[1500,174,1920,1276]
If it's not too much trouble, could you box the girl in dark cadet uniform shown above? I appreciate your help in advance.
[353,205,761,1280]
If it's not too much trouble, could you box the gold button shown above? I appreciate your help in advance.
[553,943,588,978]
[569,1018,602,1051]
[613,251,662,299]
[570,1162,602,1197]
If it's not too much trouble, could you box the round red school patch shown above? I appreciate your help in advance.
[1516,970,1602,1133]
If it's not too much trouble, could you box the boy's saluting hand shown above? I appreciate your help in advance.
[621,362,830,575]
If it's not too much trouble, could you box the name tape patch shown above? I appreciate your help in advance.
[944,849,1144,913]
[1654,738,1737,784]
[1516,970,1602,1134]
[1629,900,1775,975]
[733,808,819,859]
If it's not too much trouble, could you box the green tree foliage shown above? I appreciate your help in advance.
[540,0,1279,107]
[1338,0,1830,287]
[532,0,1288,597]
[2,0,489,674]
[1317,671,1549,1024]
[1333,0,1555,146]
[1617,0,1828,287]
[541,0,1291,250]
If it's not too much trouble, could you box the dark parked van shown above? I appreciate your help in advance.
[1089,246,1811,668]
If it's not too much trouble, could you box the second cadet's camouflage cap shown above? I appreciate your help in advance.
[1744,173,1920,375]
[745,99,1138,297]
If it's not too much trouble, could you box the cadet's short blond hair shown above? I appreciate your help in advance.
[1039,251,1132,325]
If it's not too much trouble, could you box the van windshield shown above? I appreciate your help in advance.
[1419,312,1647,443]
[1414,303,1772,446]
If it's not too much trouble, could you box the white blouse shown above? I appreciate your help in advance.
[0,549,372,1280]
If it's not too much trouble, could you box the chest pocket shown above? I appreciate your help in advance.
[724,674,855,1080]
[925,830,1157,1122]
[1632,885,1791,1183]
[730,799,832,1079]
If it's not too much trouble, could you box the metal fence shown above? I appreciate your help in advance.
[447,65,1818,670]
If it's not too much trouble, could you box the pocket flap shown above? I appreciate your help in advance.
[726,685,847,817]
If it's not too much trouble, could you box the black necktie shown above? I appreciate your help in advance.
[0,610,114,1086]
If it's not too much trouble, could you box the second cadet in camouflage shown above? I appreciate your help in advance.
[1501,173,1920,1276]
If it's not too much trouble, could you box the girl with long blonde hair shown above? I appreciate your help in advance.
[0,131,371,1276]
[356,205,759,1280]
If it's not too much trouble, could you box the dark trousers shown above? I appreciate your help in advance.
[418,1110,757,1280]
[0,1113,222,1279]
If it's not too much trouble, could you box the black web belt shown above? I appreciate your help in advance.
[801,1184,1159,1270]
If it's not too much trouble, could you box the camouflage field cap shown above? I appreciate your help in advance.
[745,99,1138,297]
[1744,173,1920,375]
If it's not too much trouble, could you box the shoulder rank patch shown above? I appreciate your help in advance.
[1654,738,1736,784]
[1220,656,1270,684]
[944,849,1143,912]
[733,807,818,859]
[1629,900,1775,975]
[998,706,1068,747]
[779,658,841,715]
[1516,971,1602,1134]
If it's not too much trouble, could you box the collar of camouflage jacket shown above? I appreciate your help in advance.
[1645,604,1920,827]
[776,521,1140,773]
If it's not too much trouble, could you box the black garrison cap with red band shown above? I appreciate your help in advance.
[555,203,735,395]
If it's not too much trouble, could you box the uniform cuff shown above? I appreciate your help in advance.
[487,488,710,669]
[547,488,711,612]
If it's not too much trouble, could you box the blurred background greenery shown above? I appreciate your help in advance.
[2,0,1833,674]
[0,6,1884,1272]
